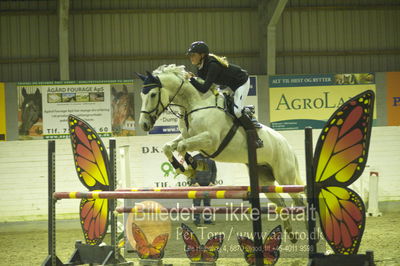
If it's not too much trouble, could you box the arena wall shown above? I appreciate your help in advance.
[0,126,398,222]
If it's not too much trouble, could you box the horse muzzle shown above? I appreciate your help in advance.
[139,113,156,131]
[140,121,151,131]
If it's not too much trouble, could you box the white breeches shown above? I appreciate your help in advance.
[233,78,250,117]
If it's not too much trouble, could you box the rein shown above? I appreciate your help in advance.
[169,91,226,130]
[183,104,225,129]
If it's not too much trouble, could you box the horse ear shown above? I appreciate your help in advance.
[34,88,41,97]
[135,72,146,81]
[146,71,153,77]
[146,71,161,86]
[21,87,27,97]
[111,87,117,96]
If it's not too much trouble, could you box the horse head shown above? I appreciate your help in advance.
[19,88,42,135]
[137,65,198,132]
[137,70,170,131]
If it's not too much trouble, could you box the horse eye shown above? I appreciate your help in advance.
[150,93,157,98]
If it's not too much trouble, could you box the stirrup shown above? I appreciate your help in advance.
[252,118,262,128]
[243,106,255,116]
[255,138,264,148]
[243,107,262,129]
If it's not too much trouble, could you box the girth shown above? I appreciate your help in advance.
[201,118,240,159]
[183,93,240,159]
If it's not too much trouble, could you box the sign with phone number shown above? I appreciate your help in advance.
[42,84,112,139]
[44,128,112,139]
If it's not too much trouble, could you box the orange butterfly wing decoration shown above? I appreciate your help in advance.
[181,223,224,262]
[68,115,110,245]
[237,225,282,265]
[132,222,169,259]
[313,90,374,254]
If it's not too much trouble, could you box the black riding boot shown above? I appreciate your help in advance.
[237,115,264,148]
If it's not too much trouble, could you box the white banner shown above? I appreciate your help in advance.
[42,84,112,139]
[125,135,250,188]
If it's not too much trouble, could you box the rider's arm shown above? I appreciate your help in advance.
[190,63,222,93]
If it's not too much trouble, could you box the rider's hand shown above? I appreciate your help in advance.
[209,182,215,186]
[193,182,200,187]
[185,72,195,79]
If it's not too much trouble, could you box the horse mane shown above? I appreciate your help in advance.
[152,64,211,89]
[152,64,187,80]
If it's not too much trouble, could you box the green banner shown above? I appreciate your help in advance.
[269,73,376,130]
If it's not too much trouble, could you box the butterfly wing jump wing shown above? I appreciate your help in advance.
[68,115,111,245]
[263,225,282,265]
[68,115,110,191]
[181,223,202,261]
[202,234,224,262]
[313,90,374,254]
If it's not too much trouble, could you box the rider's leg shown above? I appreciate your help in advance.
[234,79,264,148]
[193,198,201,226]
[233,79,250,118]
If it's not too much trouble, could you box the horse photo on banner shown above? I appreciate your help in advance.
[111,83,135,136]
[17,86,43,139]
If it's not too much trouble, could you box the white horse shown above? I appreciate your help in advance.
[138,64,304,239]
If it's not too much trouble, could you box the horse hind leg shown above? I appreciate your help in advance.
[256,165,298,243]
[273,161,309,243]
[279,157,309,227]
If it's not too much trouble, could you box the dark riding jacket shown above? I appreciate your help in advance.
[189,55,248,93]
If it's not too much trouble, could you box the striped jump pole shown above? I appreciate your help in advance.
[115,206,306,214]
[116,185,305,193]
[53,190,249,200]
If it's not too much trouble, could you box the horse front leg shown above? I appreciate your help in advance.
[172,132,215,176]
[161,134,188,175]
[162,134,184,160]
[176,131,215,157]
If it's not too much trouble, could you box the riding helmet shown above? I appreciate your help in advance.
[186,41,209,55]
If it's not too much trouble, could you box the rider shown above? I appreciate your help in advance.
[186,41,263,148]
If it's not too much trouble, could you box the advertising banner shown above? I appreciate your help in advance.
[387,72,400,126]
[269,73,376,130]
[129,135,249,188]
[17,80,135,140]
[149,76,258,134]
[43,83,111,139]
[0,83,5,141]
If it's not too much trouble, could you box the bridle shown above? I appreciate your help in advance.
[140,78,185,124]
